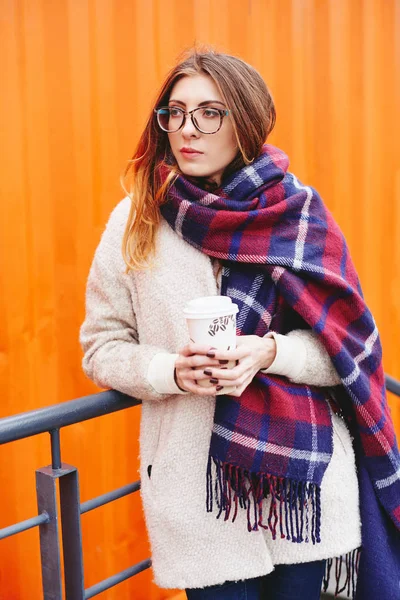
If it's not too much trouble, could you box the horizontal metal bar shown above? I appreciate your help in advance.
[84,558,151,598]
[0,511,49,540]
[80,481,140,514]
[0,390,140,445]
[0,374,398,448]
[386,374,400,397]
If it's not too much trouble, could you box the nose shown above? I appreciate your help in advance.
[181,114,199,137]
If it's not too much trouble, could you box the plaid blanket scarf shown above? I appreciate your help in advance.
[160,144,400,553]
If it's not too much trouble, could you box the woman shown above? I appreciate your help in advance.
[80,50,400,599]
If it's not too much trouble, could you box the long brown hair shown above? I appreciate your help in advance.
[122,48,276,272]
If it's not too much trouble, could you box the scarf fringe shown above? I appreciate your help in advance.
[322,548,361,599]
[207,457,321,543]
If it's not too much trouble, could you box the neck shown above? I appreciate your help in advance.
[187,176,221,193]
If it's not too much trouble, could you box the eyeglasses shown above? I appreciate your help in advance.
[154,106,230,135]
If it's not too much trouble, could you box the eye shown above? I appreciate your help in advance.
[202,108,220,118]
[169,107,183,118]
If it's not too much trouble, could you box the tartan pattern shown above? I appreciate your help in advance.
[160,145,400,537]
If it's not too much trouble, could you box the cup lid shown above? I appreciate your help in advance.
[183,296,239,319]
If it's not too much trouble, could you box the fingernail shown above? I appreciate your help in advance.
[206,352,215,358]
[219,360,229,364]
[210,378,219,384]
[216,386,224,391]
[204,369,212,376]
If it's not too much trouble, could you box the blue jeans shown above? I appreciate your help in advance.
[185,560,326,600]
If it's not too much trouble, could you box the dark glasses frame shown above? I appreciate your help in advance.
[154,106,230,135]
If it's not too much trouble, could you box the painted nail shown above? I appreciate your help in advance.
[210,378,219,384]
[216,386,224,391]
[219,359,229,364]
[204,369,212,376]
[206,352,215,358]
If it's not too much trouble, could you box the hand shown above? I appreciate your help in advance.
[174,335,276,397]
[207,335,277,397]
[174,343,228,396]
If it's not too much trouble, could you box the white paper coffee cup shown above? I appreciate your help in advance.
[183,296,239,395]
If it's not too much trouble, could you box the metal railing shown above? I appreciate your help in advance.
[386,374,400,397]
[0,375,399,599]
[0,390,149,599]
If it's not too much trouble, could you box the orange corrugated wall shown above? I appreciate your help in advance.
[1,1,399,598]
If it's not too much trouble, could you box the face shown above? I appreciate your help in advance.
[166,74,238,186]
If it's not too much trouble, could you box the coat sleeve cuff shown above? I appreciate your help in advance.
[260,332,307,380]
[147,353,188,395]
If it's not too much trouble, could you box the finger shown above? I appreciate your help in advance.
[179,343,221,357]
[200,362,252,384]
[204,355,253,376]
[207,346,252,362]
[181,380,222,396]
[177,354,222,370]
[180,367,215,382]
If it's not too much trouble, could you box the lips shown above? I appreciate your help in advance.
[180,148,203,155]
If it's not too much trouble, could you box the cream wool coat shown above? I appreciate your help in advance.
[80,198,361,590]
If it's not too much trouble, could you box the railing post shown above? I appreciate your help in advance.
[36,464,85,600]
[59,465,85,599]
[36,467,63,600]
